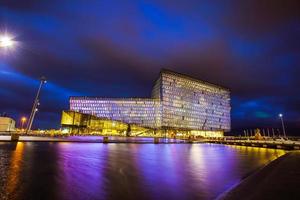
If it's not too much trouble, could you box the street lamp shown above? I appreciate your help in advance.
[26,76,47,134]
[21,117,27,131]
[278,113,287,138]
[0,35,14,48]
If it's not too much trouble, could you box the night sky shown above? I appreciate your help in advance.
[0,0,299,135]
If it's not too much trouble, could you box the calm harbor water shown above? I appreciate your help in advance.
[0,142,285,200]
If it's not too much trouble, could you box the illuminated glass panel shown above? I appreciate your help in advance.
[70,98,161,128]
[159,70,231,131]
[69,69,231,134]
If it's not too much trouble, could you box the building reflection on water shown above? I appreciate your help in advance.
[57,143,107,199]
[6,142,24,199]
[0,142,286,200]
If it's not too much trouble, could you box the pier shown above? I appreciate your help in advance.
[206,138,300,150]
[1,133,300,149]
[0,134,189,144]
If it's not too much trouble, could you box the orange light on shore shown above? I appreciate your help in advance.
[20,117,27,130]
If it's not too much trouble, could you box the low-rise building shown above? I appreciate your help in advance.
[0,117,16,132]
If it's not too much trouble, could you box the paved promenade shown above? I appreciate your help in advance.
[0,135,188,143]
[207,139,300,150]
[222,151,300,200]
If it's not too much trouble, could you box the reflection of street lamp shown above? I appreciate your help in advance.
[26,77,47,134]
[278,114,287,138]
[21,117,27,131]
[0,35,14,48]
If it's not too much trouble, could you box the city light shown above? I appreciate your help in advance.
[21,117,27,123]
[0,35,14,48]
[20,117,27,130]
[279,113,283,118]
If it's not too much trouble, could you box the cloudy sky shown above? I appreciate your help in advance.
[0,0,299,134]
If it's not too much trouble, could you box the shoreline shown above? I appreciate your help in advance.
[220,151,300,199]
[0,135,197,144]
[216,153,288,199]
[1,136,297,198]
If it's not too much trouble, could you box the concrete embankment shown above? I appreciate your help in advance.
[222,151,300,200]
[0,135,192,144]
[207,139,300,150]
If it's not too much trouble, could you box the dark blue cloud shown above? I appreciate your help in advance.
[0,67,82,129]
[0,0,299,134]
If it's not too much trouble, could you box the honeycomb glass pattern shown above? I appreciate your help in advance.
[160,70,230,131]
[69,69,231,132]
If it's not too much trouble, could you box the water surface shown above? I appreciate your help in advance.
[0,142,285,200]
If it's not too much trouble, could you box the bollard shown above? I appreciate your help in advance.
[154,137,159,144]
[103,136,109,143]
[11,133,19,141]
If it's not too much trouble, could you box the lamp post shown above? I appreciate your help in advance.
[25,77,47,134]
[21,117,27,131]
[278,114,287,138]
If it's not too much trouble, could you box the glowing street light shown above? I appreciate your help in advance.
[21,117,27,131]
[278,113,287,138]
[0,35,14,48]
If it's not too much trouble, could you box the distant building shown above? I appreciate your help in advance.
[67,69,231,137]
[0,117,16,132]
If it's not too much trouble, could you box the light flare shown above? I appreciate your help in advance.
[0,35,15,48]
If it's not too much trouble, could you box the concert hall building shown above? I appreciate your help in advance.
[66,69,231,137]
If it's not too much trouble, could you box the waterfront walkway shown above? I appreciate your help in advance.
[222,151,300,200]
[0,135,189,144]
[206,139,300,150]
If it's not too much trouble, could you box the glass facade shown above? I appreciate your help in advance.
[69,69,231,135]
[70,98,161,128]
[61,110,155,136]
[158,70,231,131]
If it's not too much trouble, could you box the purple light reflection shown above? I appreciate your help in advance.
[0,142,286,200]
[135,144,285,199]
[57,143,107,199]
